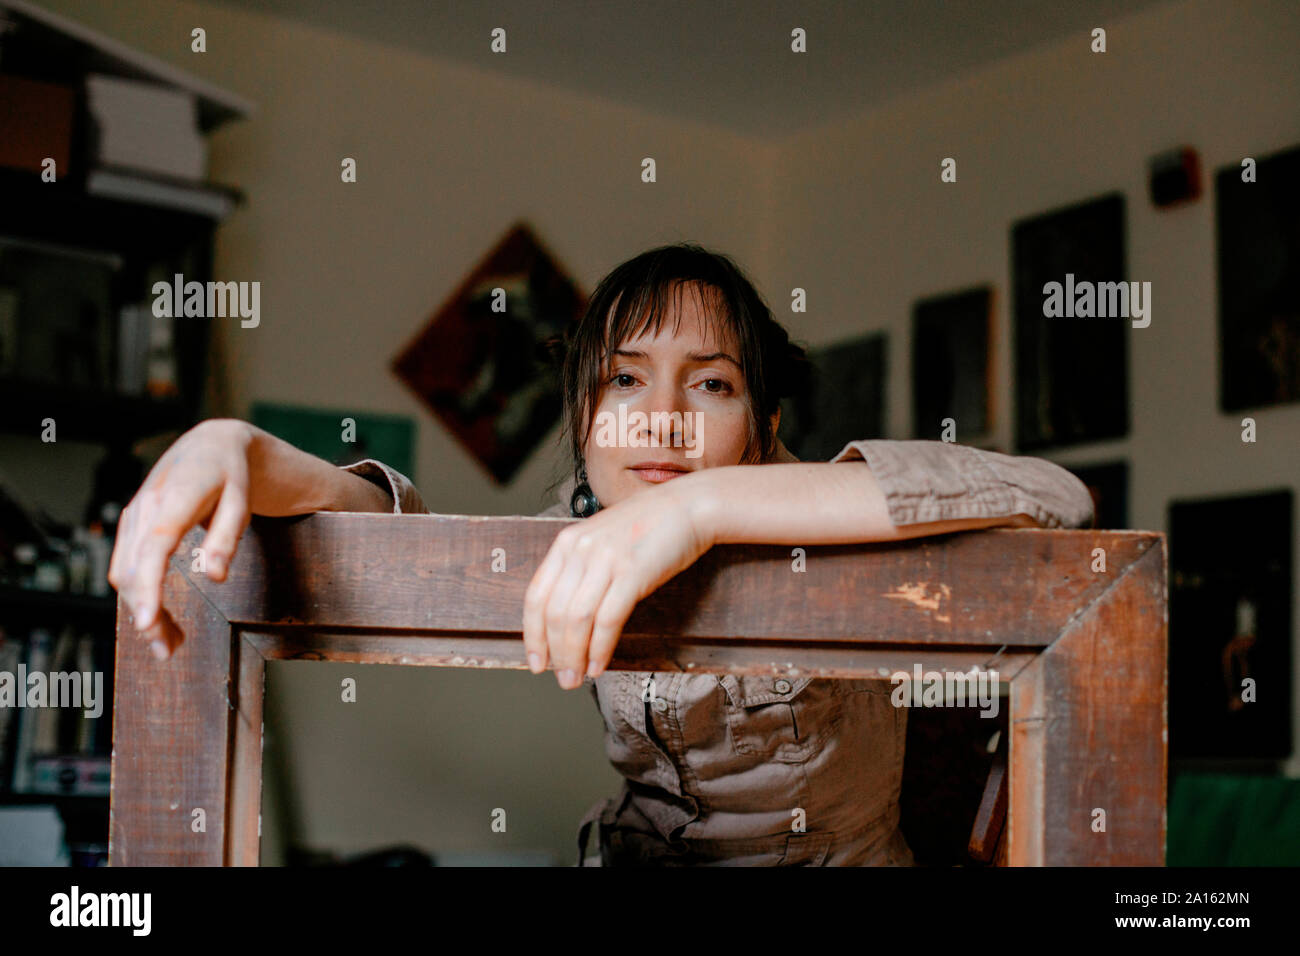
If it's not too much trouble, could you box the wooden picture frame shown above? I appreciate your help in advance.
[1011,194,1130,451]
[778,333,886,461]
[390,222,586,484]
[109,514,1167,866]
[912,285,994,442]
[1168,489,1292,761]
[1215,144,1300,412]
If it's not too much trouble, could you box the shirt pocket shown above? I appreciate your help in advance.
[717,675,844,764]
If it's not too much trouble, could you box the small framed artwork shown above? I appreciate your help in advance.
[1216,144,1300,412]
[912,285,993,442]
[251,402,415,481]
[1011,194,1129,451]
[1167,490,1292,761]
[778,332,886,462]
[391,222,587,484]
[1066,461,1128,530]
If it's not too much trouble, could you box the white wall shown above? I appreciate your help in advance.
[764,0,1300,773]
[22,0,1300,864]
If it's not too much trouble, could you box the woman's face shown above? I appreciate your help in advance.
[582,284,769,508]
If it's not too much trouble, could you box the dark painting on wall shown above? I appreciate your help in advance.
[1216,144,1300,412]
[1067,461,1128,530]
[1011,194,1129,451]
[778,333,885,462]
[391,222,587,484]
[1167,490,1292,762]
[912,285,993,441]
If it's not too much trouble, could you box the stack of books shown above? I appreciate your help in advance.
[83,72,238,219]
[86,73,208,181]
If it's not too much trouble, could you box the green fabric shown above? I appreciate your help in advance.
[1168,773,1300,866]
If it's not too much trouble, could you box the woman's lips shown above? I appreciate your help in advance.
[629,463,690,483]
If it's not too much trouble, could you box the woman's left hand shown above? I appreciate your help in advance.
[523,476,717,689]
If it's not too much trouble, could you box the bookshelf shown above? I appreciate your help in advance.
[0,0,252,866]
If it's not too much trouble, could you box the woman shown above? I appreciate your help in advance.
[109,243,1095,866]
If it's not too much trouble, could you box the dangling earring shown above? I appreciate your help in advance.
[570,465,600,518]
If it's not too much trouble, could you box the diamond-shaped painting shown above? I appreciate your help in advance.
[392,223,587,484]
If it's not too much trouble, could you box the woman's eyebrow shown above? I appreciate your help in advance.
[611,348,741,368]
[689,351,742,368]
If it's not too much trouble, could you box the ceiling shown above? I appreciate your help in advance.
[210,0,1177,140]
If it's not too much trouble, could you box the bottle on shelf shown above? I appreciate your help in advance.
[12,542,37,589]
[84,523,111,598]
[67,528,90,594]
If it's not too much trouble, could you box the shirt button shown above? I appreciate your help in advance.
[774,679,793,694]
[653,697,669,713]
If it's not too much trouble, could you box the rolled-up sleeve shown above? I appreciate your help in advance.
[338,459,430,515]
[829,439,1095,530]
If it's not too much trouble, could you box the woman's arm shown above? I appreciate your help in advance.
[110,418,393,658]
[524,442,1093,687]
[689,458,1044,546]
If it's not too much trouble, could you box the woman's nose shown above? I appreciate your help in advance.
[639,383,687,446]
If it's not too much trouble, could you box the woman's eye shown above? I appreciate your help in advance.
[610,373,637,388]
[699,378,732,394]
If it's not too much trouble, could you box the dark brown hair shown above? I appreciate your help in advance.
[545,243,811,489]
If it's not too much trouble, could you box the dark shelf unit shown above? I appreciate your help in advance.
[1,586,118,822]
[0,165,217,435]
[0,583,117,623]
[0,133,222,871]
[0,379,192,445]
[0,0,251,867]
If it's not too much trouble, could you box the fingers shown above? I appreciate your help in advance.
[584,577,638,679]
[199,482,250,581]
[554,558,613,686]
[107,501,139,593]
[524,527,627,689]
[538,547,589,688]
[136,605,184,662]
[522,546,566,673]
[126,522,184,631]
[117,485,218,632]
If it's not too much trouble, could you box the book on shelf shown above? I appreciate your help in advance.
[116,303,150,394]
[0,629,21,789]
[30,754,111,797]
[9,626,51,792]
[85,165,241,220]
[3,624,112,795]
[85,72,208,181]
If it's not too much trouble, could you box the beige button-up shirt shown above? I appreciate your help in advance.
[341,439,1095,866]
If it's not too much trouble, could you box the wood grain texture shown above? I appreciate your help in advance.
[968,733,1007,862]
[1008,538,1168,865]
[109,556,240,865]
[180,514,1152,645]
[108,513,1166,866]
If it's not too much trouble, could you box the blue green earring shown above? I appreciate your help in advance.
[570,465,600,518]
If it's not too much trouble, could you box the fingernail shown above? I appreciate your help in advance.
[586,661,602,679]
[136,604,154,629]
[527,652,542,673]
[209,554,225,575]
[557,669,576,688]
[150,639,169,661]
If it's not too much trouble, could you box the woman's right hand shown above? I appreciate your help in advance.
[108,418,254,659]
